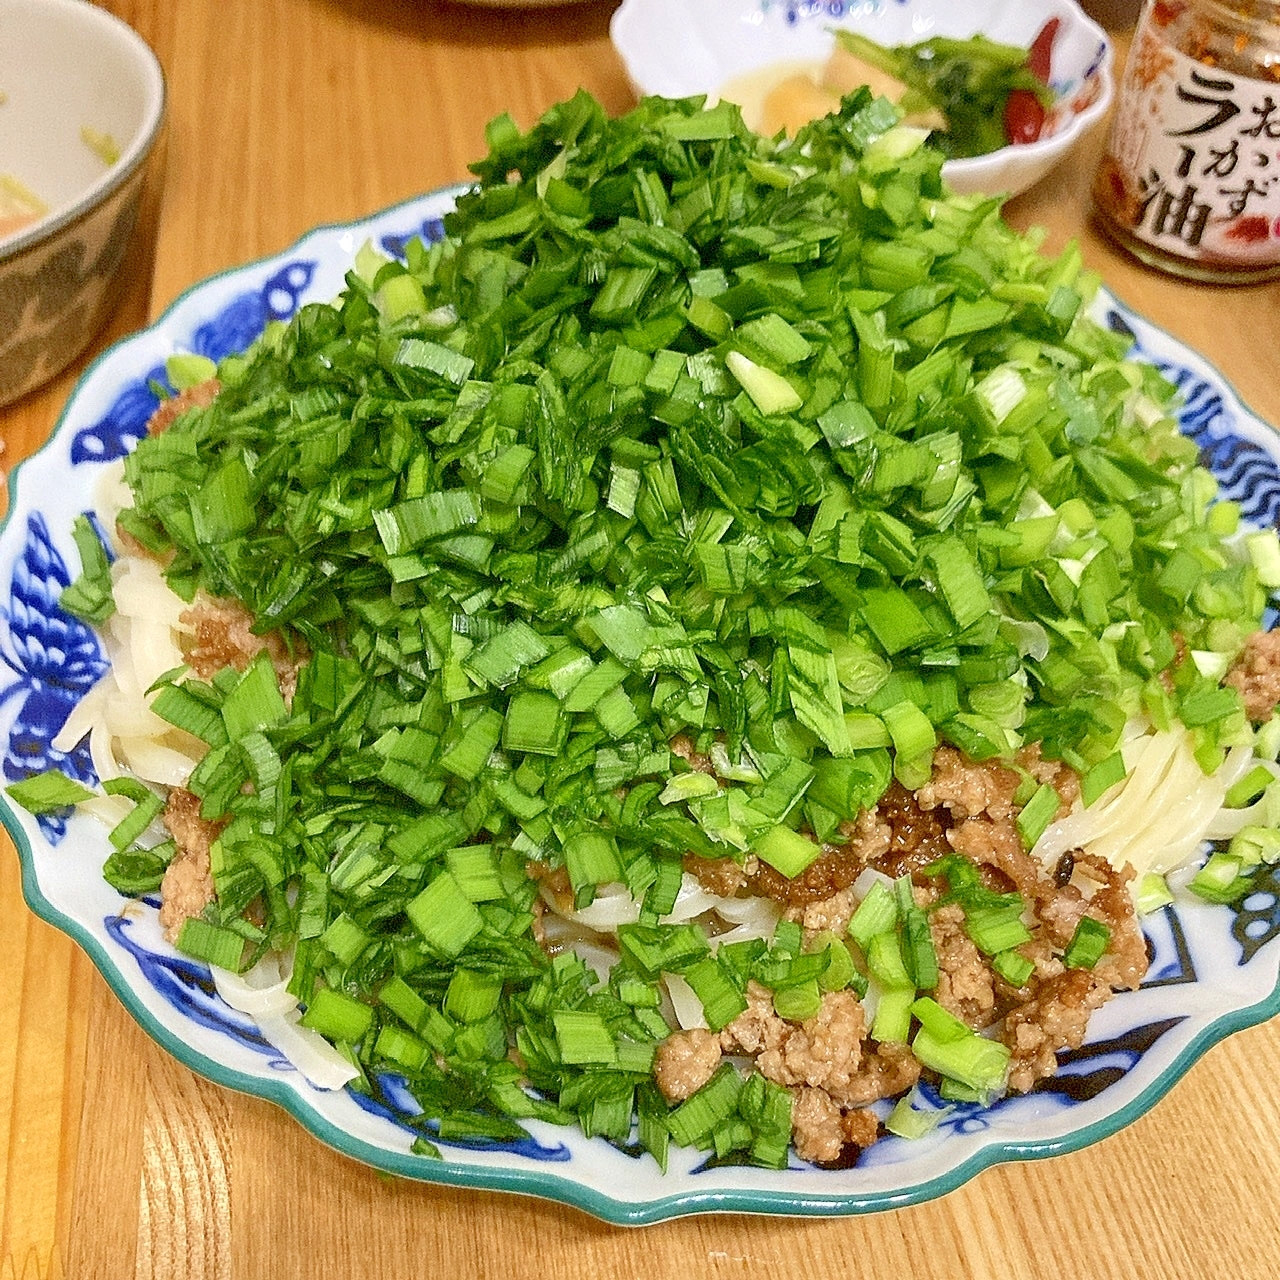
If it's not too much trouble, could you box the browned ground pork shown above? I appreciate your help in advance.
[652,1028,723,1102]
[146,378,222,435]
[157,787,224,942]
[1226,629,1280,722]
[182,594,309,703]
[653,745,1149,1162]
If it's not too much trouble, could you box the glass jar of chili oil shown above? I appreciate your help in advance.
[1093,0,1280,282]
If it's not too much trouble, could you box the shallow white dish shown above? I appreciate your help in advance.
[2,185,1280,1224]
[610,0,1113,199]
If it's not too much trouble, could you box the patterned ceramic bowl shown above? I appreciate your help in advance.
[610,0,1113,200]
[0,0,166,408]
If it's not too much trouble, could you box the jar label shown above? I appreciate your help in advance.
[1105,25,1280,268]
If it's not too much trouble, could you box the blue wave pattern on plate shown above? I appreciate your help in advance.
[1106,308,1280,529]
[70,260,319,466]
[0,512,107,840]
[379,217,447,262]
[349,1072,573,1163]
[106,913,575,1161]
[762,0,906,23]
[67,216,447,468]
[105,913,285,1058]
[1233,865,1280,963]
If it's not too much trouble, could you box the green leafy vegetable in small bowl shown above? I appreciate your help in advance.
[834,17,1059,158]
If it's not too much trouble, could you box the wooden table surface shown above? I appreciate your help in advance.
[1,2,1278,1276]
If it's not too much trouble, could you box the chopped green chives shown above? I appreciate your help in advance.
[1186,853,1250,905]
[666,1063,743,1147]
[870,986,915,1043]
[60,514,116,624]
[1134,872,1175,916]
[321,912,372,966]
[991,947,1035,987]
[1081,751,1126,807]
[300,987,375,1042]
[502,691,566,756]
[866,931,914,991]
[176,916,246,972]
[901,904,939,991]
[220,652,289,741]
[1062,916,1111,969]
[552,1010,617,1065]
[406,871,485,957]
[1015,783,1061,850]
[1225,765,1275,809]
[683,956,748,1030]
[563,830,623,901]
[964,904,1033,956]
[440,707,503,779]
[912,1024,1010,1095]
[881,699,937,762]
[772,979,823,1022]
[848,879,898,950]
[752,824,822,878]
[445,845,505,901]
[885,1091,946,1140]
[445,969,503,1023]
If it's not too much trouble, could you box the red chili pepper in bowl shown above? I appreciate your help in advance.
[1003,17,1060,144]
[1004,89,1048,144]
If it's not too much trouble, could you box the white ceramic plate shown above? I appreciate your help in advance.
[610,0,1113,198]
[3,186,1280,1224]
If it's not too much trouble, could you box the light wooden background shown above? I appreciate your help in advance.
[0,2,1277,1277]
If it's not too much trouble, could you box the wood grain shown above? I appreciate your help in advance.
[1,2,1278,1276]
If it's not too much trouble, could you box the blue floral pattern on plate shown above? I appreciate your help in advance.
[1,186,1279,1224]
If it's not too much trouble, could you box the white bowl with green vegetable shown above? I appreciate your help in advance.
[0,0,166,407]
[611,0,1112,199]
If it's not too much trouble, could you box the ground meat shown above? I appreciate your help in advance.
[836,807,893,863]
[928,902,997,1029]
[145,378,221,435]
[1225,629,1280,722]
[841,1106,880,1150]
[828,1041,922,1108]
[157,788,222,943]
[181,593,309,702]
[685,808,889,911]
[870,781,954,879]
[653,1029,723,1102]
[1018,744,1081,810]
[916,745,1022,823]
[752,847,867,907]
[790,1086,846,1164]
[720,980,788,1057]
[1003,967,1112,1093]
[721,984,866,1096]
[752,808,891,908]
[784,886,859,942]
[669,733,715,774]
[1072,852,1148,992]
[789,1087,883,1166]
[770,989,865,1092]
[946,814,1034,898]
[526,861,574,914]
[683,853,751,898]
